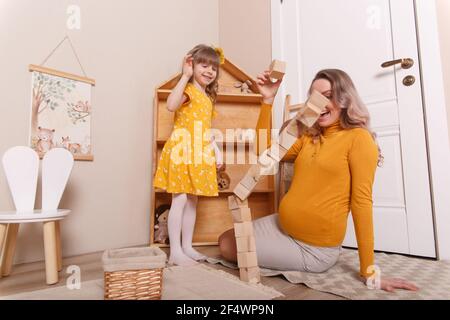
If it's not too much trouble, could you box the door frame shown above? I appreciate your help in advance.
[270,0,450,260]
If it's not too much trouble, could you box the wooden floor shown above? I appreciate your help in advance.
[0,246,344,300]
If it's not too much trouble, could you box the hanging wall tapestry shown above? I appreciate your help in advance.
[28,36,95,161]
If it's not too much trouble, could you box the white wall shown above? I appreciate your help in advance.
[219,0,272,77]
[0,0,219,264]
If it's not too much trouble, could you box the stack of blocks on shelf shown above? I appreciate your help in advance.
[229,61,330,283]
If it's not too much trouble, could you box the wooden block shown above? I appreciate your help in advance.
[257,150,278,176]
[239,173,259,191]
[293,104,308,120]
[231,207,252,223]
[257,149,276,167]
[290,103,305,112]
[237,251,258,268]
[269,60,286,80]
[228,195,248,210]
[279,128,298,151]
[260,161,278,176]
[239,164,262,190]
[280,91,329,129]
[233,183,252,201]
[299,107,321,127]
[260,162,278,176]
[296,90,329,128]
[248,164,262,180]
[234,222,254,238]
[236,236,256,252]
[286,119,300,137]
[267,143,288,162]
[283,104,306,138]
[240,266,261,283]
[305,101,322,115]
[309,89,330,111]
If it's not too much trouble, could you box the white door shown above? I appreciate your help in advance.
[271,0,436,257]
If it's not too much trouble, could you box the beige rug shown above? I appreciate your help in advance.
[207,248,450,300]
[0,264,283,300]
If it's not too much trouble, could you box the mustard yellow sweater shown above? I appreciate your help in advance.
[278,117,379,278]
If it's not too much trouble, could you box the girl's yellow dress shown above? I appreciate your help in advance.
[153,83,218,196]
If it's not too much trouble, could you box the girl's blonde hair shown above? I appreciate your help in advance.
[281,69,383,166]
[186,44,221,103]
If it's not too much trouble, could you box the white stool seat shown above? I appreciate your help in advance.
[0,209,71,224]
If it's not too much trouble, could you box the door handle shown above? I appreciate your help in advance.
[381,58,414,69]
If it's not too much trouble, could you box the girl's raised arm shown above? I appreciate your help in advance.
[167,55,193,112]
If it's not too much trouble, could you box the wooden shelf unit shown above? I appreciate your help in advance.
[150,58,276,246]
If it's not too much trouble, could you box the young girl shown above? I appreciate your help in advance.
[153,44,224,266]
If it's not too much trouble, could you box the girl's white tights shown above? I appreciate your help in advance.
[168,193,206,266]
[182,194,207,261]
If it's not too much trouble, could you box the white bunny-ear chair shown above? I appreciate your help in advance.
[0,147,73,284]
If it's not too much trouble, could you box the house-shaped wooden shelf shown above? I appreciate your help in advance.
[151,58,276,247]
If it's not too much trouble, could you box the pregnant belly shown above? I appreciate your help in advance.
[278,191,334,242]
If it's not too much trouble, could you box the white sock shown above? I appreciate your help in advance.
[182,194,207,261]
[167,193,197,266]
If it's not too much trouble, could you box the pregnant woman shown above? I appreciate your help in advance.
[218,68,418,292]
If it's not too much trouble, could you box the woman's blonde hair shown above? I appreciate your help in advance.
[186,44,220,103]
[281,69,383,166]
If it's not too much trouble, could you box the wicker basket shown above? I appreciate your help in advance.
[102,246,167,300]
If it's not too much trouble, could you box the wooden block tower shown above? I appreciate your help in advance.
[228,63,330,283]
[228,195,261,283]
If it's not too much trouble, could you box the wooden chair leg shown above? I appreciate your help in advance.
[0,224,8,279]
[1,224,19,276]
[55,221,63,272]
[43,221,59,285]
